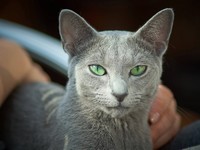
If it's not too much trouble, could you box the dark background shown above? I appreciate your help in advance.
[1,0,200,114]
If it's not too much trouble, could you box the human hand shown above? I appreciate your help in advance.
[149,85,181,149]
[22,63,50,83]
[0,39,50,107]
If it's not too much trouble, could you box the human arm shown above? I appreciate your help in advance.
[0,39,49,106]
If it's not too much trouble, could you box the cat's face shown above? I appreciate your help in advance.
[75,32,162,117]
[59,9,174,118]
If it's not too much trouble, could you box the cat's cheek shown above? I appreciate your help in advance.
[74,75,87,97]
[75,82,82,96]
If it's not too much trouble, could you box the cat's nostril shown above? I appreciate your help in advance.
[112,92,128,102]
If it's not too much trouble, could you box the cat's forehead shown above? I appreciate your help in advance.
[83,31,152,66]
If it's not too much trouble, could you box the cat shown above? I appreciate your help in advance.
[0,8,174,150]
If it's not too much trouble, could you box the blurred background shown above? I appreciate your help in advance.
[0,0,200,117]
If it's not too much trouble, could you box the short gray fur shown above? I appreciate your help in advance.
[0,8,174,150]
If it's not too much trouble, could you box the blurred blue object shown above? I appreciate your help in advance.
[0,19,69,76]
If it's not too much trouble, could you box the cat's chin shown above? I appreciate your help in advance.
[101,106,131,118]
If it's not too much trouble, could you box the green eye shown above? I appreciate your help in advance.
[89,65,106,76]
[130,65,147,76]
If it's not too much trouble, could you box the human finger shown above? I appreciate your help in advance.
[151,98,176,142]
[149,85,174,124]
[154,114,181,149]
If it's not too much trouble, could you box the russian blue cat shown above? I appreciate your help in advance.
[0,8,174,150]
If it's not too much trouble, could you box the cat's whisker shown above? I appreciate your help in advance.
[44,96,62,110]
[42,89,63,102]
[46,108,57,124]
[63,135,69,150]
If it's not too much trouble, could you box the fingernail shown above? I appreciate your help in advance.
[150,112,160,124]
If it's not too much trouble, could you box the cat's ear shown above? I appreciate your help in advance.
[59,9,97,57]
[135,8,174,57]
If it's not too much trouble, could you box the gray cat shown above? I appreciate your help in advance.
[0,8,174,150]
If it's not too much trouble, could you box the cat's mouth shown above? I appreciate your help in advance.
[99,103,131,118]
[107,105,129,111]
[105,105,130,118]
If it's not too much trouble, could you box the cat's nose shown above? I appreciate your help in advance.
[112,92,128,102]
[110,77,128,102]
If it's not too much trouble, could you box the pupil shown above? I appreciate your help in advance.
[97,66,99,72]
[137,66,140,72]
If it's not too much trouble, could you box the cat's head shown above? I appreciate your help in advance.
[59,9,174,118]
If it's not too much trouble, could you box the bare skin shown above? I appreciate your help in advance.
[0,39,180,149]
[0,39,50,106]
[149,85,181,149]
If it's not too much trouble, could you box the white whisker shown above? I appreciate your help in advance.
[63,135,69,150]
[46,108,57,123]
[42,90,61,101]
[44,96,62,110]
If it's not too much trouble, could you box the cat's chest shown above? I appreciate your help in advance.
[58,103,152,149]
[78,116,151,150]
[105,119,150,150]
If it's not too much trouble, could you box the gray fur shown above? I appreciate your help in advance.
[0,8,174,150]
